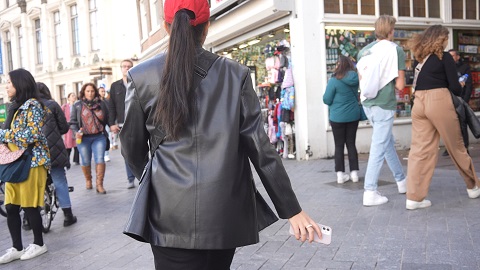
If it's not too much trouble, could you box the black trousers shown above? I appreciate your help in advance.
[330,120,359,172]
[150,245,235,270]
[67,147,79,164]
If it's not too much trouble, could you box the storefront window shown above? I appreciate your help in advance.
[325,27,424,118]
[455,30,480,111]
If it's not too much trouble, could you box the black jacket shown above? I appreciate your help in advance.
[69,99,109,134]
[120,49,302,249]
[42,99,70,169]
[108,79,127,126]
[455,61,473,103]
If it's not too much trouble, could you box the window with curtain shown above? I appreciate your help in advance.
[71,5,80,55]
[35,19,43,65]
[5,31,13,71]
[89,0,99,51]
[53,11,63,59]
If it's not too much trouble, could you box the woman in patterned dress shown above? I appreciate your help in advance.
[0,68,51,264]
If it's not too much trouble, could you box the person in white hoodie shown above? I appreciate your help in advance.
[356,15,407,206]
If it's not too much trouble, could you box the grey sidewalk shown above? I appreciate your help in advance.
[1,144,480,269]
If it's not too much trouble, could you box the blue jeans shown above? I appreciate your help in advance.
[77,133,106,166]
[363,106,405,191]
[50,166,72,208]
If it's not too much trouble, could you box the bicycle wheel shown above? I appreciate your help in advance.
[0,181,6,217]
[40,186,52,233]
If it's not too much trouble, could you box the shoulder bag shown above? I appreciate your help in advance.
[0,144,35,183]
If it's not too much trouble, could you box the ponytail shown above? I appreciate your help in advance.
[154,9,207,140]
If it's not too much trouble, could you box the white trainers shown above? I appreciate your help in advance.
[350,170,359,182]
[0,248,24,264]
[406,199,431,210]
[467,186,480,199]
[127,182,135,189]
[397,178,407,194]
[337,172,350,184]
[20,244,47,261]
[104,155,111,162]
[363,190,388,206]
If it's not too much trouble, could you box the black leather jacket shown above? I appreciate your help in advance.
[121,49,301,249]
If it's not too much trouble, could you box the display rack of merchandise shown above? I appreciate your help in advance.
[457,31,480,111]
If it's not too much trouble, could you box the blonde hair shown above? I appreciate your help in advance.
[407,25,449,62]
[374,15,396,40]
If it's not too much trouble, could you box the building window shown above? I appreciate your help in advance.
[5,0,9,8]
[154,0,163,26]
[428,0,440,18]
[5,31,13,72]
[379,1,393,15]
[466,0,478,19]
[58,84,66,105]
[139,0,148,39]
[399,0,440,17]
[343,0,357,14]
[89,0,99,51]
[71,4,80,55]
[35,19,43,64]
[53,11,63,59]
[17,26,25,68]
[325,0,340,13]
[324,0,379,15]
[73,82,82,97]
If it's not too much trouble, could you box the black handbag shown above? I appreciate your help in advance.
[0,144,34,183]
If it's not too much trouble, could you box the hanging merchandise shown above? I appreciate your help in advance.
[281,62,294,89]
[281,86,295,111]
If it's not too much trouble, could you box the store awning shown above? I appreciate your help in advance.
[204,0,293,49]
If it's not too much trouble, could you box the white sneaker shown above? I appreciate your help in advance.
[397,178,407,194]
[19,244,47,261]
[127,182,135,189]
[337,172,350,184]
[350,170,359,182]
[363,190,388,206]
[104,155,110,162]
[0,248,24,264]
[406,199,431,210]
[467,186,480,199]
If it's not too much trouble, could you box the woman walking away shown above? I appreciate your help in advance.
[69,83,109,194]
[323,55,361,184]
[406,25,480,210]
[37,82,77,226]
[0,68,50,264]
[61,92,80,165]
[121,1,321,269]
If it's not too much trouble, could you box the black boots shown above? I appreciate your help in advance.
[62,208,77,227]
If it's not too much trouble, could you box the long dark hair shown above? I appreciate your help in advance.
[334,55,356,79]
[37,82,53,100]
[154,9,208,140]
[79,82,100,100]
[9,68,42,105]
[4,68,43,129]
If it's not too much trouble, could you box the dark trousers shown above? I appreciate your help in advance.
[330,120,359,172]
[67,147,80,164]
[150,245,235,270]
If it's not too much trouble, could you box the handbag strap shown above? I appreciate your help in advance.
[412,54,431,91]
[149,51,219,156]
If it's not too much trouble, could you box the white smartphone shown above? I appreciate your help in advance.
[289,223,332,245]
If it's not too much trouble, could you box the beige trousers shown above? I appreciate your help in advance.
[407,88,480,201]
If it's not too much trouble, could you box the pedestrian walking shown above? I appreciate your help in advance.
[69,83,109,194]
[99,86,111,162]
[61,93,80,165]
[120,0,321,269]
[406,25,480,209]
[323,55,361,184]
[0,69,50,264]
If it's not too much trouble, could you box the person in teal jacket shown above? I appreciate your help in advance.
[323,55,361,184]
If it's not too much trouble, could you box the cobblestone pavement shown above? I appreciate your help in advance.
[1,144,480,269]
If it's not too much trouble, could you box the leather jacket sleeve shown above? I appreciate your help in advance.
[108,83,117,126]
[120,74,150,179]
[239,70,302,219]
[69,101,81,133]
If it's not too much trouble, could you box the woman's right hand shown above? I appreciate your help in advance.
[288,210,322,243]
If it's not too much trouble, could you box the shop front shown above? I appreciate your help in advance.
[204,0,299,159]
